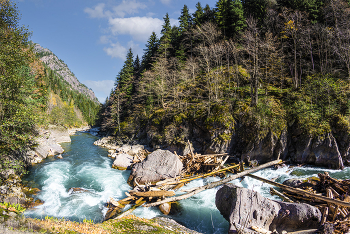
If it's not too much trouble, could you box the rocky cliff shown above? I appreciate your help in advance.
[33,43,98,103]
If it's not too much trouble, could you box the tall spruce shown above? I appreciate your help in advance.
[142,32,159,70]
[179,5,192,32]
[215,0,246,38]
[193,2,204,26]
[116,48,134,99]
[159,13,172,57]
[242,0,268,26]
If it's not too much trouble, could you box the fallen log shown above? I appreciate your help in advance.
[129,190,175,197]
[143,159,283,207]
[163,164,242,187]
[270,187,294,203]
[114,198,146,219]
[247,174,350,208]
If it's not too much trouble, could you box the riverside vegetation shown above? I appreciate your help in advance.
[100,0,350,170]
[3,0,350,233]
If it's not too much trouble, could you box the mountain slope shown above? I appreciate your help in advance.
[33,43,98,103]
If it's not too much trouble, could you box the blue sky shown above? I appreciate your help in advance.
[15,0,216,103]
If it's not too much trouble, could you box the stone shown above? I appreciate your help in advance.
[282,178,305,188]
[112,153,134,170]
[128,149,183,185]
[159,202,171,215]
[127,145,145,156]
[68,187,89,194]
[216,184,321,233]
[288,132,344,169]
[115,145,132,154]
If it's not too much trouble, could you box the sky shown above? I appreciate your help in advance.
[15,0,216,103]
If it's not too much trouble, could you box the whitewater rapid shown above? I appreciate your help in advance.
[23,132,349,233]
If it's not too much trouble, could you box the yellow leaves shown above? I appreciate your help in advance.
[285,20,296,30]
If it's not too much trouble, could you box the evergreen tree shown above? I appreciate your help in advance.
[242,0,268,26]
[159,13,172,57]
[116,48,134,99]
[134,55,141,73]
[215,0,246,38]
[193,2,204,26]
[142,32,159,70]
[277,0,324,23]
[202,4,215,23]
[179,5,192,32]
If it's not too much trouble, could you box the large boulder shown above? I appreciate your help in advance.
[288,132,344,169]
[128,149,183,186]
[112,153,134,170]
[216,184,321,233]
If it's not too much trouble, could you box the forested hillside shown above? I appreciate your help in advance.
[0,0,100,175]
[100,0,350,168]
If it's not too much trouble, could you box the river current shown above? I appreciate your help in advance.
[23,132,350,234]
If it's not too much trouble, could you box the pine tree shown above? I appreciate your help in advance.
[142,32,159,70]
[242,0,268,26]
[215,0,246,38]
[202,4,215,23]
[116,48,134,99]
[277,0,324,23]
[179,5,192,32]
[159,13,172,57]
[193,2,204,26]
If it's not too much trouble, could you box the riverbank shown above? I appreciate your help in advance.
[1,130,204,234]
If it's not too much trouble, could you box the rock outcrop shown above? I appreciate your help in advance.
[216,184,321,233]
[128,149,183,186]
[112,153,134,170]
[229,121,345,169]
[25,126,71,164]
[33,44,98,102]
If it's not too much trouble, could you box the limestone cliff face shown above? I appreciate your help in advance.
[33,43,98,103]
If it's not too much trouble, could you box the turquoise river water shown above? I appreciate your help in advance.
[23,131,350,234]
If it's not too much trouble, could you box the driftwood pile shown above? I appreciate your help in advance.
[104,159,283,221]
[179,152,229,174]
[279,172,350,233]
[247,172,350,233]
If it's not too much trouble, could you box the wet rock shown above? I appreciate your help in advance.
[128,149,183,185]
[282,178,304,187]
[216,184,321,233]
[112,153,134,170]
[68,187,89,194]
[159,202,171,215]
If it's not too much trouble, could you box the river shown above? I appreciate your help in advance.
[23,131,350,234]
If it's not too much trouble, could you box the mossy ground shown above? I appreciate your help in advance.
[0,214,184,234]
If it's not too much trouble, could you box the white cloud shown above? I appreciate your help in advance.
[112,0,147,18]
[160,0,171,5]
[104,42,128,60]
[83,80,115,103]
[109,17,163,41]
[84,1,147,19]
[99,35,110,44]
[84,3,108,18]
